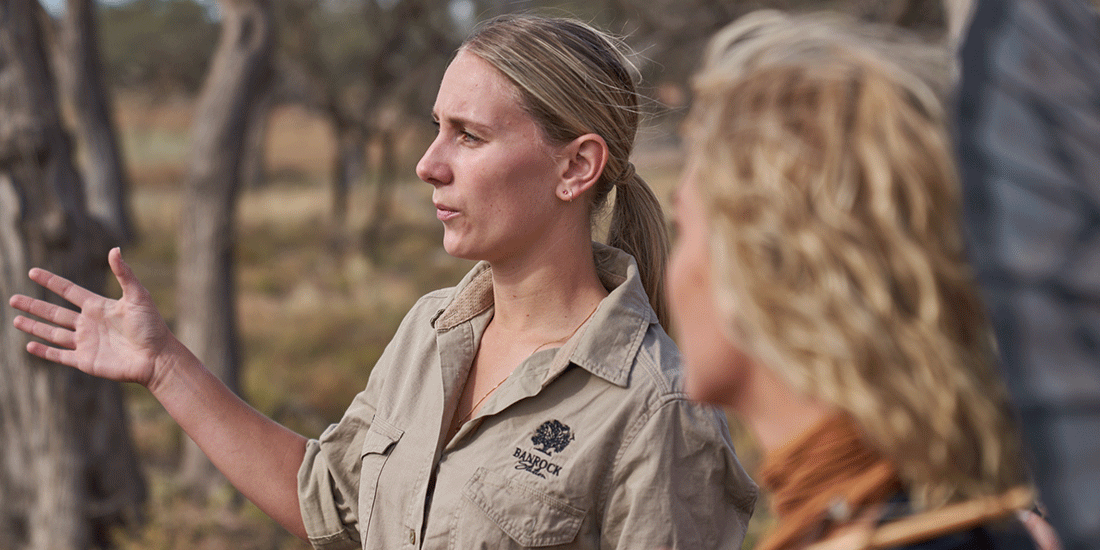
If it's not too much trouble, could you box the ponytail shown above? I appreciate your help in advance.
[608,168,671,327]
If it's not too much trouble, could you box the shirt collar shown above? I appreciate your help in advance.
[430,243,656,387]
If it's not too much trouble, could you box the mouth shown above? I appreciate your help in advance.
[434,202,459,221]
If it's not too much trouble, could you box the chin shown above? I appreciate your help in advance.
[683,356,745,409]
[443,245,471,260]
[685,370,732,408]
[441,235,479,261]
[444,247,489,263]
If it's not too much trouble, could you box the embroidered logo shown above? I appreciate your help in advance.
[531,419,574,456]
[512,420,574,478]
[513,448,562,478]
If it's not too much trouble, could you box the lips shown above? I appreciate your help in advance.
[435,202,459,221]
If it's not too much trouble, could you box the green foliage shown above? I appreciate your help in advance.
[97,0,218,93]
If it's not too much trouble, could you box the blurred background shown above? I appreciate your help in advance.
[0,1,982,549]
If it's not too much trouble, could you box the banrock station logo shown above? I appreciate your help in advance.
[514,420,574,478]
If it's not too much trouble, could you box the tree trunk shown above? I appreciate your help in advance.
[58,1,148,536]
[0,1,143,548]
[175,0,274,497]
[330,118,366,248]
[363,129,395,261]
[60,0,136,245]
[240,83,274,190]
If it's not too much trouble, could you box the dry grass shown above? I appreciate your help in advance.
[109,97,769,549]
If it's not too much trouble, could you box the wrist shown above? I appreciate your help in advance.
[146,336,201,398]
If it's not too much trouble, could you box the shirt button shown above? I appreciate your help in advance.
[408,529,416,545]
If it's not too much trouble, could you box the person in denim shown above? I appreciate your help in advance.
[954,1,1100,548]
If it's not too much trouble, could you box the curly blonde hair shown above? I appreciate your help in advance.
[686,11,1025,508]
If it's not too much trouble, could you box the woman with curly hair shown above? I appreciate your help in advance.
[668,11,1038,550]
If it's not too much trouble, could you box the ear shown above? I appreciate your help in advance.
[556,133,608,202]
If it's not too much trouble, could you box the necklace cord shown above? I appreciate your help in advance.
[454,303,601,427]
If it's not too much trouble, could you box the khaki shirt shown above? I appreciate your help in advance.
[298,244,757,549]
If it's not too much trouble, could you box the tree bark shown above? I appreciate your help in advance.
[60,0,135,245]
[175,0,274,496]
[331,119,366,239]
[57,1,148,536]
[363,129,395,260]
[0,1,143,548]
[240,82,274,190]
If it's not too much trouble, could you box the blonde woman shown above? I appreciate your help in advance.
[9,14,755,550]
[667,11,1037,550]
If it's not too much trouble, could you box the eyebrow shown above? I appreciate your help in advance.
[432,111,493,136]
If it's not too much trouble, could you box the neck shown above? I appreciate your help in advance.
[488,235,608,337]
[734,362,835,454]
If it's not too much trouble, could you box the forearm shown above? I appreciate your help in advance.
[148,337,309,540]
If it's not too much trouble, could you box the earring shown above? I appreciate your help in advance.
[563,189,572,202]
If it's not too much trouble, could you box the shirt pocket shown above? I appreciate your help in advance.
[358,417,403,536]
[455,466,586,548]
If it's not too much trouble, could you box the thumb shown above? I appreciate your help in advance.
[108,247,144,299]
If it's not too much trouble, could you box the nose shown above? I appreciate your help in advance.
[416,134,451,187]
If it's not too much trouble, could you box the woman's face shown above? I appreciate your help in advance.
[667,164,753,408]
[416,50,563,264]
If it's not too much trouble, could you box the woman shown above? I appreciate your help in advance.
[9,14,755,550]
[666,11,1036,550]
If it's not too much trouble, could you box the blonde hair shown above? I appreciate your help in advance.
[462,15,671,325]
[686,11,1025,508]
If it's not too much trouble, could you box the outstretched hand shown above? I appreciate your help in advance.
[12,249,311,539]
[9,247,173,387]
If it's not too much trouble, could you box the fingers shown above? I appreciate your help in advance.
[1018,510,1063,550]
[27,267,97,308]
[12,314,77,350]
[8,294,79,330]
[25,340,78,369]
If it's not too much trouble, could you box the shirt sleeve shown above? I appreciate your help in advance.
[600,397,758,550]
[297,388,377,550]
[295,291,448,549]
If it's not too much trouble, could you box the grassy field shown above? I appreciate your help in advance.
[106,97,769,549]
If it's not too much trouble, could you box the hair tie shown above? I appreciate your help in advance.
[616,162,636,186]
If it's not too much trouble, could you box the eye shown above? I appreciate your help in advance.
[458,129,483,144]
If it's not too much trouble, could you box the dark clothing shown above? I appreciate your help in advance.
[878,494,1035,550]
[888,526,1033,550]
[889,526,1032,550]
[954,1,1100,549]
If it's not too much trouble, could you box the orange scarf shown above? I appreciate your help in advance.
[756,413,903,550]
